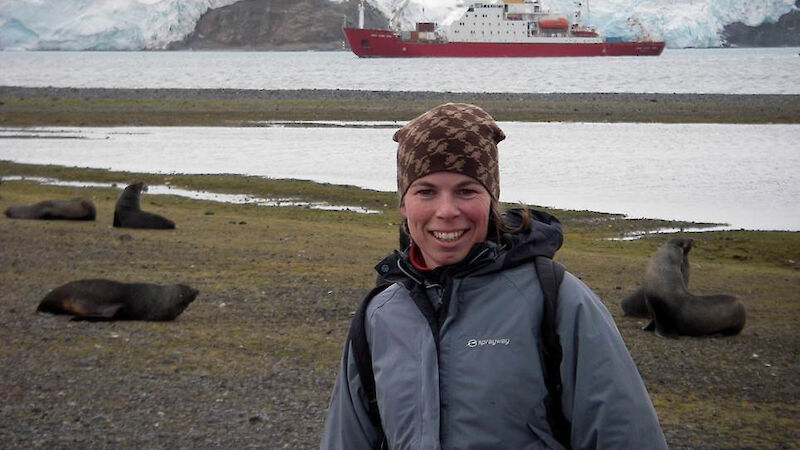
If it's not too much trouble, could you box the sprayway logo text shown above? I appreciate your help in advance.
[466,338,510,348]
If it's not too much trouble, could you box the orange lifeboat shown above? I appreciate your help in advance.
[538,17,569,29]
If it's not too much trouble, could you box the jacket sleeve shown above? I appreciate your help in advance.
[319,339,382,450]
[556,272,669,450]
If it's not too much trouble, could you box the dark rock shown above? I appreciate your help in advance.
[723,2,800,47]
[168,0,388,51]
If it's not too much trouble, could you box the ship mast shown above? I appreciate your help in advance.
[585,0,590,25]
[390,0,411,32]
[358,0,365,29]
[573,1,588,26]
[627,16,654,42]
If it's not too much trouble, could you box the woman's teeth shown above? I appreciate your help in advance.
[433,231,464,242]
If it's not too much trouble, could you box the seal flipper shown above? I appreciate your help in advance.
[54,294,124,318]
[69,303,124,321]
[654,328,680,339]
[643,293,679,338]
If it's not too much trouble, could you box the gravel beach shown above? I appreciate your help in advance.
[2,86,800,125]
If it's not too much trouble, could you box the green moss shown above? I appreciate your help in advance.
[653,392,800,448]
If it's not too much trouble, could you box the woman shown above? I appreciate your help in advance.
[320,103,667,449]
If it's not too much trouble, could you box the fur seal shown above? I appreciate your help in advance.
[620,287,649,317]
[37,279,198,321]
[643,237,745,337]
[113,181,175,229]
[4,198,96,220]
[622,243,691,317]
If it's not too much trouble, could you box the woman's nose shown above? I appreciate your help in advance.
[434,194,460,218]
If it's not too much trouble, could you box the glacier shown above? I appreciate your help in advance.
[0,0,796,50]
[0,0,241,50]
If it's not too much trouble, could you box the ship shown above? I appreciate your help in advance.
[343,0,665,58]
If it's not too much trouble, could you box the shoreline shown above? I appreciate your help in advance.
[3,161,796,235]
[2,86,800,125]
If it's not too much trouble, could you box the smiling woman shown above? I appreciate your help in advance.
[393,102,503,270]
[319,103,669,449]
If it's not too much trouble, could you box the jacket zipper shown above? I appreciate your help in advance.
[436,279,452,447]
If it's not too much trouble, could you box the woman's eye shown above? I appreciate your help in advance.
[459,189,477,196]
[416,189,435,196]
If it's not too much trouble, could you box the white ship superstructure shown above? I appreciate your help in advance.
[444,1,603,44]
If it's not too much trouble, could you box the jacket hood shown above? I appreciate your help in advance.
[375,207,563,287]
[500,207,563,268]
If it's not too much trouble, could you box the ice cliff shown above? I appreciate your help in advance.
[0,0,241,50]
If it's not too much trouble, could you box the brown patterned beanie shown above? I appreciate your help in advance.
[394,103,504,201]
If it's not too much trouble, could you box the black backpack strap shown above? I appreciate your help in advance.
[346,283,390,448]
[534,256,572,449]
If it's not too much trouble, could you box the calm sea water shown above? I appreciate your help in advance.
[1,122,798,231]
[1,47,799,93]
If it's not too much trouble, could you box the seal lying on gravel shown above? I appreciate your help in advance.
[114,181,175,229]
[4,198,96,220]
[37,279,198,321]
[642,237,745,337]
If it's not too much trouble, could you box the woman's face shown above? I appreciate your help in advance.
[400,171,492,269]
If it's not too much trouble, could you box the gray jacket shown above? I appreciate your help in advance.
[321,212,667,449]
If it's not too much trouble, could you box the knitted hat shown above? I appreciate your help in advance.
[394,103,504,201]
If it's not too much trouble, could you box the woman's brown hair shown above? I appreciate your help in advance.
[487,201,531,243]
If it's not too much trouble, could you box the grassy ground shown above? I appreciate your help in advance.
[2,87,800,126]
[1,161,798,448]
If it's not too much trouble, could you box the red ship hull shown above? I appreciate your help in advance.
[344,28,665,58]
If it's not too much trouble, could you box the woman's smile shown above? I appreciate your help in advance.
[431,230,465,242]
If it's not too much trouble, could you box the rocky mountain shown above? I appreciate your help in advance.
[723,1,800,47]
[168,0,387,50]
